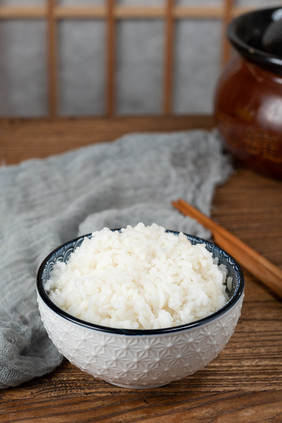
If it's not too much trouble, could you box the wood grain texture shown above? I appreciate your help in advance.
[106,0,116,117]
[164,0,174,115]
[47,0,57,118]
[0,116,214,165]
[0,4,251,20]
[0,117,281,423]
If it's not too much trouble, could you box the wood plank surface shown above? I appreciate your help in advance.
[0,116,214,165]
[0,4,252,20]
[0,116,281,423]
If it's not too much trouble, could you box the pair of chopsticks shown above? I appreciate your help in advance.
[172,198,282,299]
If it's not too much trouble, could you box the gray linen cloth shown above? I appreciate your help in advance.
[0,130,232,389]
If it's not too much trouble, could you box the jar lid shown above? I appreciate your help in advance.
[227,7,282,75]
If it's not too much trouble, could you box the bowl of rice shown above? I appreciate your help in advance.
[37,223,244,389]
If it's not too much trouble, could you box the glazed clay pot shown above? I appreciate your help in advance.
[215,7,282,179]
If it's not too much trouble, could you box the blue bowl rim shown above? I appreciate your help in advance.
[37,230,245,336]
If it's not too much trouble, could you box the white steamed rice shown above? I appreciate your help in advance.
[46,223,229,329]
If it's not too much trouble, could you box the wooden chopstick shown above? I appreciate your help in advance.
[172,198,282,299]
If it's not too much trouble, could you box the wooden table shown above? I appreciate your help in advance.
[1,116,281,422]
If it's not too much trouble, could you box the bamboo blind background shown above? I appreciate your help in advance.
[0,1,272,118]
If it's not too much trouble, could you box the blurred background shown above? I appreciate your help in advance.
[0,0,280,118]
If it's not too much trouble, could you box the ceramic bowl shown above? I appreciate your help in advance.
[37,231,244,389]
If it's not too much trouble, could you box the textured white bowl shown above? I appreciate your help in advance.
[37,231,244,389]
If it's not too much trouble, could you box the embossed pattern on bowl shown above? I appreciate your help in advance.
[37,231,244,389]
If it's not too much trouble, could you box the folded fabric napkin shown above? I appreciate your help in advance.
[0,130,232,389]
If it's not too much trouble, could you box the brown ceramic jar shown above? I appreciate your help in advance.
[215,7,282,179]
